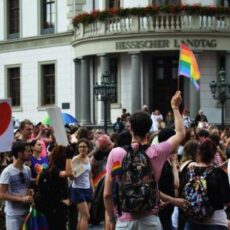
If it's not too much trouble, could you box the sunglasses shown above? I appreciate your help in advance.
[19,172,25,184]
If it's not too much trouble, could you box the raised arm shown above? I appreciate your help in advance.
[167,91,186,152]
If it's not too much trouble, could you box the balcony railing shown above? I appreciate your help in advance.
[74,13,230,39]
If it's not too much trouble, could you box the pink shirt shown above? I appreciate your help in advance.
[106,141,171,221]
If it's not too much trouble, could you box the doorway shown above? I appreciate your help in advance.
[150,56,183,118]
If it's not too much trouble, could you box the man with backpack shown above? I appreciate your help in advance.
[104,91,186,229]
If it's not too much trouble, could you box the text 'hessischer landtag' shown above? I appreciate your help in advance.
[115,39,217,50]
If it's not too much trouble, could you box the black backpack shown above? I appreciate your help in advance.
[114,144,158,214]
[35,169,59,213]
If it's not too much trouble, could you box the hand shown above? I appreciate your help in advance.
[171,91,182,110]
[172,198,189,210]
[159,199,170,209]
[21,195,33,204]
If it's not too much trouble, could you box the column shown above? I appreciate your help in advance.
[73,58,81,122]
[225,51,230,124]
[130,52,141,113]
[189,51,201,121]
[98,54,112,125]
[80,57,91,125]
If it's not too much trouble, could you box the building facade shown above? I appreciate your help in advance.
[0,0,230,126]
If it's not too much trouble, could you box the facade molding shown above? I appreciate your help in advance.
[0,32,73,53]
[72,33,230,58]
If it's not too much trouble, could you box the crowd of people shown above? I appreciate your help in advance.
[0,91,230,230]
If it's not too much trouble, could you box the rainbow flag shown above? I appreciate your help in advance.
[111,161,123,177]
[178,44,201,90]
[93,170,106,187]
[21,207,48,230]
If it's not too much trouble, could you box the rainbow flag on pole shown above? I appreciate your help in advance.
[178,44,201,90]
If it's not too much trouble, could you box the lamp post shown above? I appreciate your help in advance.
[94,73,116,133]
[209,69,230,130]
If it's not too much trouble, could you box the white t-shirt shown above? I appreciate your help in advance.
[72,162,91,189]
[150,114,163,132]
[0,164,31,216]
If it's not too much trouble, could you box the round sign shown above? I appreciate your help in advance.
[0,102,11,135]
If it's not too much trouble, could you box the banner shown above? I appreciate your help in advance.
[0,99,14,152]
[46,107,69,146]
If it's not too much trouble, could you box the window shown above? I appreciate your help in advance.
[109,58,118,103]
[7,67,20,106]
[41,0,55,34]
[41,64,55,106]
[151,0,180,4]
[108,0,120,8]
[7,0,20,39]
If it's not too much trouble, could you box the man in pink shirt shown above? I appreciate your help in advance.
[104,91,185,230]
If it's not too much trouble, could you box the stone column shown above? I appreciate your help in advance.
[189,51,201,121]
[73,58,81,121]
[98,54,112,125]
[225,51,230,124]
[80,57,91,125]
[130,52,141,113]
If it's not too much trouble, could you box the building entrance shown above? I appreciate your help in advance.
[150,56,183,118]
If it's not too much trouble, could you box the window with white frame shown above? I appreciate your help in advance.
[40,64,55,106]
[7,0,20,39]
[41,0,55,34]
[7,67,21,106]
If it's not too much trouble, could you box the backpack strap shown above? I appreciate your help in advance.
[202,165,215,178]
[189,165,215,180]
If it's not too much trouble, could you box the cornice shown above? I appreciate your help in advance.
[0,31,73,53]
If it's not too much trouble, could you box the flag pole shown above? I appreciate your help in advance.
[177,44,182,91]
[177,75,180,91]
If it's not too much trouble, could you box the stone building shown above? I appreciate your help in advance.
[0,0,230,126]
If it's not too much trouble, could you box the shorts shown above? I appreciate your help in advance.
[71,187,93,204]
[5,214,26,230]
[116,215,162,230]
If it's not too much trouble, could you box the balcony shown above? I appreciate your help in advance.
[73,5,230,40]
[74,13,230,39]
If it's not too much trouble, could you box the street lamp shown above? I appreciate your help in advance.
[94,72,116,133]
[209,69,230,130]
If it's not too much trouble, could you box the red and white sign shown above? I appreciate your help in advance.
[0,99,14,152]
